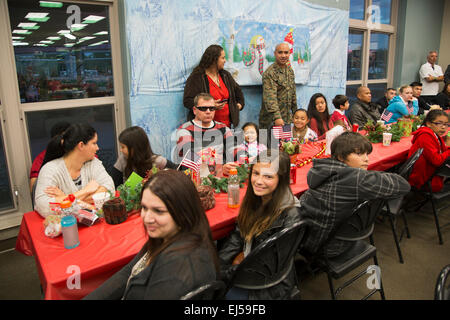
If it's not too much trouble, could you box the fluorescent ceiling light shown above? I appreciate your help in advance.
[83,15,105,23]
[39,1,63,8]
[40,40,54,44]
[89,40,109,46]
[12,36,25,40]
[13,30,32,34]
[47,36,61,40]
[64,34,76,40]
[34,44,48,47]
[80,36,95,41]
[25,12,49,22]
[94,31,108,35]
[64,43,75,47]
[18,22,37,28]
[13,41,29,46]
[69,24,87,31]
[57,30,71,34]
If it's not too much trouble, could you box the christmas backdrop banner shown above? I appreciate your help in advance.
[219,20,311,85]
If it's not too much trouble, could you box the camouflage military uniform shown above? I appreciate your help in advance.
[259,63,297,129]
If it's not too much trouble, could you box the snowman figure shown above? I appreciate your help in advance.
[242,35,267,81]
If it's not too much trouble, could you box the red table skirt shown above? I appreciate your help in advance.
[15,135,413,299]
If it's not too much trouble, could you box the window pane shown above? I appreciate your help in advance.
[345,84,361,105]
[25,105,116,173]
[0,125,14,211]
[368,33,389,80]
[8,0,114,103]
[350,0,365,20]
[371,0,392,25]
[368,83,388,103]
[347,30,364,81]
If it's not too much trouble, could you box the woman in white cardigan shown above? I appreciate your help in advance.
[34,123,114,217]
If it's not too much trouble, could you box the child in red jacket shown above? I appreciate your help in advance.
[330,94,351,130]
[408,109,450,192]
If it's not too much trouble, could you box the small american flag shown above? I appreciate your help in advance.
[272,125,293,140]
[180,150,201,173]
[380,110,393,122]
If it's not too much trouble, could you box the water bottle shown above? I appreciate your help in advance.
[227,168,240,208]
[61,215,80,249]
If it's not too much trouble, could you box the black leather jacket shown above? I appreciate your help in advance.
[218,197,302,300]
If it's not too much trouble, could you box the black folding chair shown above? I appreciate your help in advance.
[312,199,387,300]
[435,264,450,300]
[412,160,450,244]
[382,148,423,263]
[180,280,226,300]
[225,220,309,300]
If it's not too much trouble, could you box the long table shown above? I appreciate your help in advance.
[15,135,413,299]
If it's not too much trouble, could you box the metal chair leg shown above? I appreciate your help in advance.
[326,272,337,300]
[388,214,404,263]
[430,197,444,245]
[400,209,411,239]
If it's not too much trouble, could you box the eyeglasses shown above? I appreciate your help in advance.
[195,106,216,112]
[431,122,450,127]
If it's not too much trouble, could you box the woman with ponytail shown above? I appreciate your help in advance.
[34,123,114,217]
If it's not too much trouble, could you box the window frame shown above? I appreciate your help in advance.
[347,0,398,91]
[0,0,126,231]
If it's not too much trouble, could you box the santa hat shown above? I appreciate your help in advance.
[284,28,294,53]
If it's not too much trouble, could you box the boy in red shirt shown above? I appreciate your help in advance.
[331,95,351,130]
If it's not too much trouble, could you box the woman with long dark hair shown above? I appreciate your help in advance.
[183,44,245,128]
[307,93,333,139]
[110,126,176,187]
[218,150,302,299]
[84,170,219,300]
[34,123,114,217]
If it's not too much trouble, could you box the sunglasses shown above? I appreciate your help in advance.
[195,106,216,112]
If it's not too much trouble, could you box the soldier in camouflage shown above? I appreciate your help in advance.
[259,43,297,129]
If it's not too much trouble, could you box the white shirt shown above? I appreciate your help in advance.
[419,62,444,95]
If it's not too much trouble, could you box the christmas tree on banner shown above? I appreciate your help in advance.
[283,28,294,68]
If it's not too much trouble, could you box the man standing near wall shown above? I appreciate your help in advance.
[259,43,297,129]
[419,51,444,104]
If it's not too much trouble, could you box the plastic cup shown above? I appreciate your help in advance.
[92,192,110,211]
[377,120,384,126]
[352,124,359,132]
[383,132,392,146]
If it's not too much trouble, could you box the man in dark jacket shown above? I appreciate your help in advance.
[375,87,396,114]
[299,132,411,257]
[348,86,381,127]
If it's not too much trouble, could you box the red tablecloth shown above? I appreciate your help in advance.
[16,212,147,300]
[16,135,413,299]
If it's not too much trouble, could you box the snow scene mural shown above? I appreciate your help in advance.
[123,0,348,159]
[218,20,311,85]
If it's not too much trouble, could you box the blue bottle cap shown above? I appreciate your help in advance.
[61,215,77,227]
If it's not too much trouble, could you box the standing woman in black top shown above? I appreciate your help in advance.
[183,44,245,128]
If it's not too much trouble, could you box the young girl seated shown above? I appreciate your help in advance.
[382,85,419,124]
[291,109,318,143]
[84,170,219,299]
[236,122,267,163]
[307,93,334,140]
[408,109,450,192]
[299,132,410,258]
[111,126,177,187]
[219,150,302,299]
[34,123,115,217]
